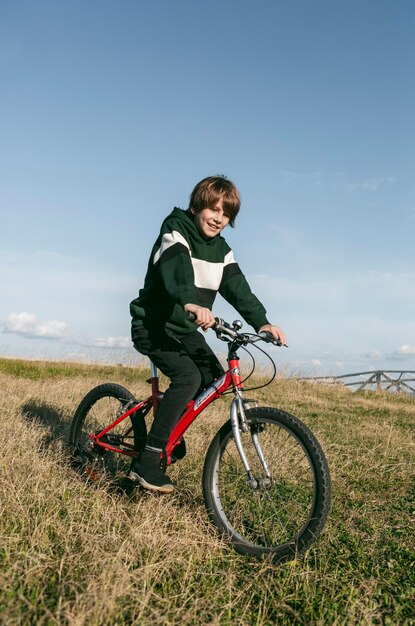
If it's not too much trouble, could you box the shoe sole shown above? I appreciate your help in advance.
[128,470,174,494]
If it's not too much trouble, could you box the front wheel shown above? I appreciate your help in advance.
[202,407,331,561]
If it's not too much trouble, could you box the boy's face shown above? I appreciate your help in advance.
[191,196,230,238]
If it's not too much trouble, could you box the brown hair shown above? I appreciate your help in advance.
[188,175,240,227]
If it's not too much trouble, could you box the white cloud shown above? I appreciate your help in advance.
[348,176,397,192]
[244,269,415,375]
[89,336,131,349]
[364,350,382,359]
[311,359,321,367]
[397,345,415,355]
[2,312,68,339]
[0,250,141,339]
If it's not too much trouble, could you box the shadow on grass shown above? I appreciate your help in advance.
[21,399,71,447]
[20,399,138,496]
[18,402,201,502]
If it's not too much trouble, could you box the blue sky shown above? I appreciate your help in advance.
[1,0,414,376]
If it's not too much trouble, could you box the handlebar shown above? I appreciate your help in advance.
[185,311,286,347]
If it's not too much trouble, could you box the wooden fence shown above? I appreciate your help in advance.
[298,370,415,394]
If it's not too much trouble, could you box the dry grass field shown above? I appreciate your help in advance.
[0,357,414,625]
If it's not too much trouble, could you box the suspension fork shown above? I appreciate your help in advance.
[230,396,272,486]
[251,430,272,480]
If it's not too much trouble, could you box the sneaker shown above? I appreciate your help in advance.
[129,446,174,494]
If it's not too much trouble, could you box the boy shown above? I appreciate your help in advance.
[129,175,286,493]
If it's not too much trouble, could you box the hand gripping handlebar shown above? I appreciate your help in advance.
[185,311,284,347]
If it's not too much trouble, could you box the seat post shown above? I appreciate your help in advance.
[150,361,158,380]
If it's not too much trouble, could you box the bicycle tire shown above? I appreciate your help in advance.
[202,407,331,561]
[69,383,146,478]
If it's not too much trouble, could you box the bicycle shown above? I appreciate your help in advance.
[69,316,331,562]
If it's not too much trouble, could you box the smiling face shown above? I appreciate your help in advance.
[191,196,230,238]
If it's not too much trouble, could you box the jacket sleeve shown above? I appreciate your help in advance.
[154,229,198,306]
[219,251,270,332]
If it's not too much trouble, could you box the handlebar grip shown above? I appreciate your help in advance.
[185,311,223,328]
[258,331,283,346]
[185,311,197,322]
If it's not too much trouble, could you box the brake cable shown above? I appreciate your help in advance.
[239,336,277,392]
[219,333,277,394]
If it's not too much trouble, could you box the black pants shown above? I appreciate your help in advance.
[133,326,225,448]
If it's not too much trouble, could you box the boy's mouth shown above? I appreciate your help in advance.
[207,222,220,231]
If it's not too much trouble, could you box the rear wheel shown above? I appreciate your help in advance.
[69,383,147,479]
[202,407,331,561]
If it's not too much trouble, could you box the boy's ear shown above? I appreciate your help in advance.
[190,207,195,215]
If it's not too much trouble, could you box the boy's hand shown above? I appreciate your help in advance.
[259,324,288,347]
[184,304,216,331]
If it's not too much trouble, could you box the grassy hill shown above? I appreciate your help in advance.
[0,357,414,625]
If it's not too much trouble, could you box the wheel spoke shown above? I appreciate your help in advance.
[70,384,144,481]
[203,408,331,559]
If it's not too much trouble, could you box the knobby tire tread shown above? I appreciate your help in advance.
[69,383,144,481]
[69,383,137,446]
[202,407,331,562]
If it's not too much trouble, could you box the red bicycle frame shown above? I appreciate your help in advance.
[88,355,244,465]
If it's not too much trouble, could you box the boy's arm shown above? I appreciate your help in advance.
[219,273,268,330]
[218,257,267,331]
[219,256,287,343]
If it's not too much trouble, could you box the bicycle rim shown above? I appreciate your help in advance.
[70,384,139,479]
[203,408,331,560]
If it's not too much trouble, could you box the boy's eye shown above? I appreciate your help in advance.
[208,206,230,220]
